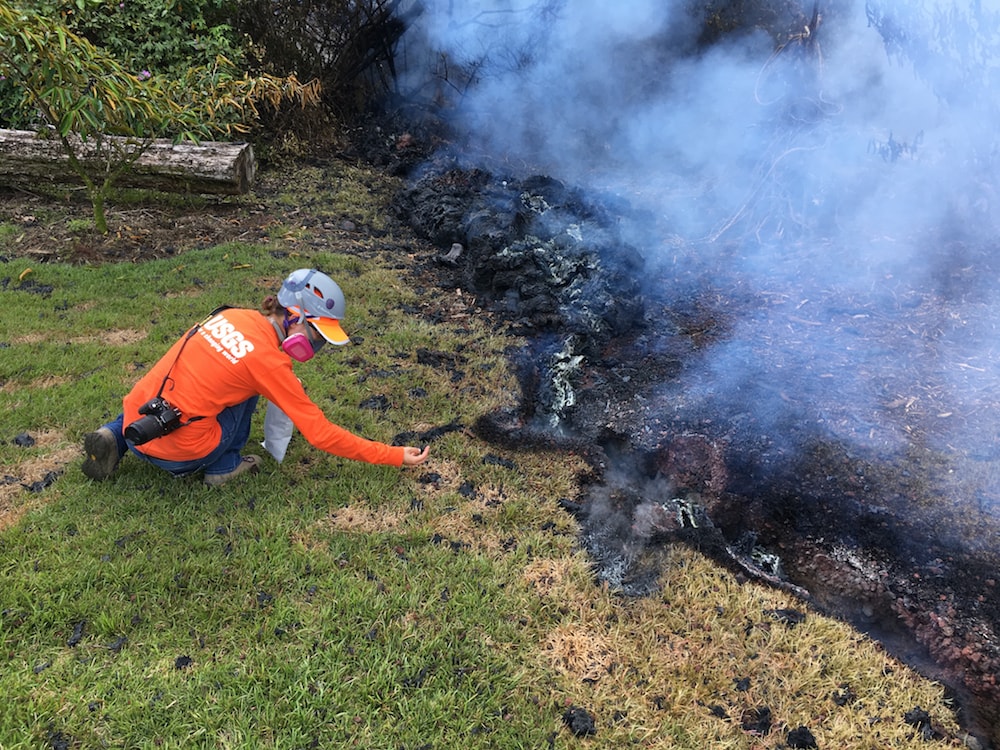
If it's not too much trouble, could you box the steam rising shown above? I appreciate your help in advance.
[407,0,1000,464]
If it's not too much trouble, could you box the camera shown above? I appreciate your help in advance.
[124,397,183,445]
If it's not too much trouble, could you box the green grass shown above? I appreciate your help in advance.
[0,213,969,748]
[1,492,540,747]
[0,221,21,243]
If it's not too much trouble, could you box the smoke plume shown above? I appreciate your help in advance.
[404,0,1000,462]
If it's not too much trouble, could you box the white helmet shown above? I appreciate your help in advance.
[278,269,349,345]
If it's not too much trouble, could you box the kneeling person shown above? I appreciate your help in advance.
[82,268,429,486]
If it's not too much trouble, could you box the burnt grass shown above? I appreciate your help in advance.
[4,143,1000,745]
[390,150,1000,746]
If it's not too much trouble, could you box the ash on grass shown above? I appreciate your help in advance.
[526,545,966,748]
[1,431,77,531]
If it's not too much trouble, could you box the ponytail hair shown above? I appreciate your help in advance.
[260,294,287,317]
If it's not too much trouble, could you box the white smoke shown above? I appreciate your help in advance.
[406,0,995,255]
[402,0,1000,465]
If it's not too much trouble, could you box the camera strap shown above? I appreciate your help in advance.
[152,306,233,425]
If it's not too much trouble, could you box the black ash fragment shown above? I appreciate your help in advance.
[418,472,442,487]
[708,704,728,719]
[106,636,128,652]
[114,530,146,548]
[765,608,806,626]
[402,666,430,687]
[45,729,72,750]
[562,705,597,736]
[558,497,584,517]
[903,707,942,740]
[392,419,464,446]
[22,471,59,493]
[358,394,390,411]
[831,684,857,706]
[416,347,466,370]
[174,655,192,670]
[740,706,772,735]
[67,619,86,647]
[13,432,35,447]
[483,454,517,469]
[787,726,818,748]
[16,278,54,297]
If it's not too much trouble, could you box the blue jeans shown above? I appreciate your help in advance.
[103,397,259,477]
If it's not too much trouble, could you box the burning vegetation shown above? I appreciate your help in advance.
[391,153,1000,744]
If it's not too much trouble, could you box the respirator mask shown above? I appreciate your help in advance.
[281,315,325,362]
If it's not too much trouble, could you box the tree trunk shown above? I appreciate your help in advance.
[0,129,256,195]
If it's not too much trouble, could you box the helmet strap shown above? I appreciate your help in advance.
[270,317,286,343]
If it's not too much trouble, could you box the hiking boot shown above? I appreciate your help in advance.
[204,455,262,486]
[82,428,121,481]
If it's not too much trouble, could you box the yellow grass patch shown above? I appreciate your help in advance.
[6,332,47,345]
[522,557,583,598]
[0,374,72,394]
[429,487,509,554]
[0,430,77,531]
[321,504,404,534]
[521,544,964,748]
[10,328,146,346]
[69,328,147,346]
[413,457,465,499]
[542,624,616,682]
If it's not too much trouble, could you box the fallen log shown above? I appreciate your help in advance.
[0,128,255,195]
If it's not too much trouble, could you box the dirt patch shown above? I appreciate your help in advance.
[2,198,256,265]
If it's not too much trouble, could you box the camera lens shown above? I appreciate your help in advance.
[124,414,163,445]
[124,399,182,445]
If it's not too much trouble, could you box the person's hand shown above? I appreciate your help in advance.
[402,445,430,466]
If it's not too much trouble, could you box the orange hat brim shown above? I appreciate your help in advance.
[307,315,349,345]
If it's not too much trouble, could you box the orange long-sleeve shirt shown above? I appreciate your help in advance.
[123,308,404,466]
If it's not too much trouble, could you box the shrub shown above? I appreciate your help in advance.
[71,0,245,77]
[0,0,249,128]
[0,0,321,232]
